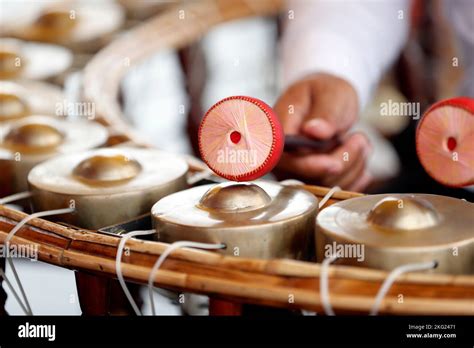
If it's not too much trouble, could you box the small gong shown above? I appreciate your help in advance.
[198,96,284,182]
[0,115,107,192]
[416,97,474,187]
[9,2,124,52]
[0,80,63,122]
[29,147,189,229]
[152,181,318,260]
[316,194,474,274]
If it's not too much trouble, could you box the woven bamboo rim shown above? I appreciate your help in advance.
[1,0,471,315]
[0,204,473,315]
[82,0,284,162]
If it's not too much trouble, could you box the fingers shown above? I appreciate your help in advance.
[324,132,371,180]
[278,152,343,180]
[322,151,366,189]
[273,83,311,135]
[275,132,372,188]
[302,119,337,140]
[348,171,372,192]
[274,74,358,138]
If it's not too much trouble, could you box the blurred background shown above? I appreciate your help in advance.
[0,0,472,314]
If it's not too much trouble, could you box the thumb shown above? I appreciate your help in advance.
[302,118,337,140]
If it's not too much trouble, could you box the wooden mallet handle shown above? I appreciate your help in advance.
[284,135,341,153]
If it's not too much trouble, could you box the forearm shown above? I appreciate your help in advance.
[281,0,410,109]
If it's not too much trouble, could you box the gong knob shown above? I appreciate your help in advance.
[72,154,142,186]
[367,196,440,230]
[198,182,271,213]
[0,93,29,121]
[36,9,77,33]
[3,122,64,154]
[0,49,23,79]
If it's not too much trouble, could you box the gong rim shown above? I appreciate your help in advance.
[152,181,318,259]
[28,147,189,196]
[0,115,108,159]
[198,96,284,182]
[0,80,64,121]
[152,181,318,229]
[8,1,124,49]
[317,193,474,250]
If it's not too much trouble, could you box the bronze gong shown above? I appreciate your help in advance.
[316,194,474,274]
[152,181,318,260]
[0,80,64,123]
[0,38,72,80]
[28,147,189,229]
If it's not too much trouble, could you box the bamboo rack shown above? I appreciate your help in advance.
[0,204,472,315]
[1,0,472,316]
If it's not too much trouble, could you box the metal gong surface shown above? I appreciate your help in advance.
[0,38,72,80]
[0,92,30,122]
[0,80,64,123]
[0,115,107,155]
[152,181,318,259]
[317,194,474,274]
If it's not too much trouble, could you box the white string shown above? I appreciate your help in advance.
[5,207,75,315]
[0,191,33,205]
[148,241,225,316]
[279,179,305,186]
[316,186,342,316]
[320,253,339,316]
[0,191,33,314]
[115,229,156,316]
[0,267,29,314]
[318,186,341,209]
[370,260,437,316]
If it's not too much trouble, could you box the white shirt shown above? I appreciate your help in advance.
[445,0,474,96]
[281,0,473,191]
[282,0,474,106]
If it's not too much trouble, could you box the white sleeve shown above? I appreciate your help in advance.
[444,0,474,97]
[281,0,410,109]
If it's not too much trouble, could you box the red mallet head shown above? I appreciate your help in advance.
[198,96,284,182]
[416,97,474,187]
